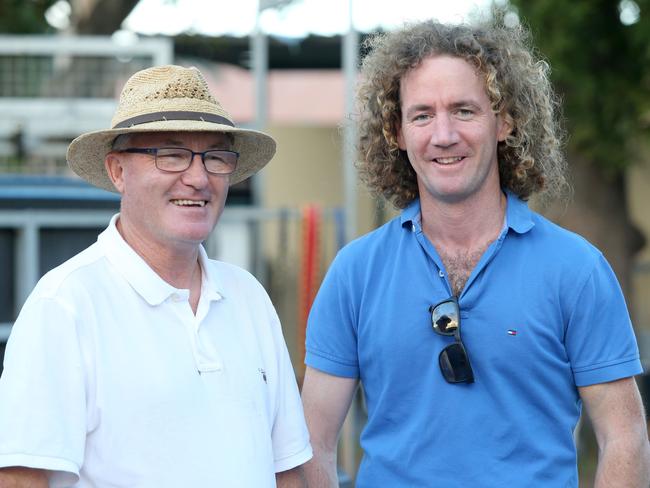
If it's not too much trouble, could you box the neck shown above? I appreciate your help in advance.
[421,190,506,250]
[116,217,201,290]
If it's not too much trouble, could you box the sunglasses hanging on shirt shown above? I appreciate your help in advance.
[429,297,474,384]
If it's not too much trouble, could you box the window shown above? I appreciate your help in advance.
[39,228,103,277]
[0,228,15,323]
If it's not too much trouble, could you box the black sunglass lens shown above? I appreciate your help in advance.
[439,343,474,383]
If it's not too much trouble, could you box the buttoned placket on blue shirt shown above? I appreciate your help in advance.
[408,210,509,301]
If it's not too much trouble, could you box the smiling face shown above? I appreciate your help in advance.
[397,55,511,208]
[105,131,232,255]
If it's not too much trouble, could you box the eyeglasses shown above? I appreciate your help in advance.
[429,297,474,384]
[119,147,239,175]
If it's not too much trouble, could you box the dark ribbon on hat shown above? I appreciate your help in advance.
[113,111,235,129]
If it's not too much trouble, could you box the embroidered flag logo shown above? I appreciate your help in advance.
[507,329,518,336]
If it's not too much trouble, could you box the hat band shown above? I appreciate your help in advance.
[113,111,235,129]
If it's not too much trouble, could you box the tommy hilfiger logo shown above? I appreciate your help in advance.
[507,329,518,336]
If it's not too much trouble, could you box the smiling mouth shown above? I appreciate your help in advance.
[170,199,207,207]
[433,156,465,165]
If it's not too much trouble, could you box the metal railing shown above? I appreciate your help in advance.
[0,35,173,173]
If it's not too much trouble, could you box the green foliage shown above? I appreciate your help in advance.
[503,0,650,172]
[0,0,58,34]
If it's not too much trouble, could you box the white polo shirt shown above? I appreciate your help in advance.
[0,215,312,487]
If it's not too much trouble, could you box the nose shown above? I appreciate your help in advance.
[181,153,210,188]
[429,113,460,148]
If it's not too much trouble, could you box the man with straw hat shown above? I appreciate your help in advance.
[0,65,312,487]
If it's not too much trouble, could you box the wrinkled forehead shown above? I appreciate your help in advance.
[124,131,233,148]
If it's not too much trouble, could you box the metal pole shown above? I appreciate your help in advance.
[342,0,358,243]
[250,5,269,283]
[15,221,39,314]
[253,13,269,133]
[340,2,361,482]
[249,0,296,282]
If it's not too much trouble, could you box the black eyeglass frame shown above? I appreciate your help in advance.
[429,296,475,384]
[118,147,240,175]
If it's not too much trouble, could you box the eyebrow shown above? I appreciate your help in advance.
[158,139,231,149]
[404,100,482,118]
[404,104,431,115]
[449,100,482,111]
[159,139,184,146]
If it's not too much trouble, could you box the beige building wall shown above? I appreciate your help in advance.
[264,126,343,208]
[259,124,380,373]
[263,124,378,234]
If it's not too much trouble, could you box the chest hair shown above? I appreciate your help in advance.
[438,244,490,297]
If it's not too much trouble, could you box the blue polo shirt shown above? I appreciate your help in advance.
[305,192,642,487]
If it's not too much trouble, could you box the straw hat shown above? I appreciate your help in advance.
[67,65,276,192]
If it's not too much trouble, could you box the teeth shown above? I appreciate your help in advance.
[171,199,206,207]
[435,157,463,164]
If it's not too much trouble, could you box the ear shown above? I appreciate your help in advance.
[396,120,406,150]
[104,152,126,194]
[497,112,514,142]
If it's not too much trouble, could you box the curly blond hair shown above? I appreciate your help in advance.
[356,20,568,209]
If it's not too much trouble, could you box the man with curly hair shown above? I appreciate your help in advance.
[301,20,650,487]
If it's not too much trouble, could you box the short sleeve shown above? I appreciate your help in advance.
[0,294,87,487]
[269,311,313,472]
[305,251,360,378]
[566,254,643,386]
